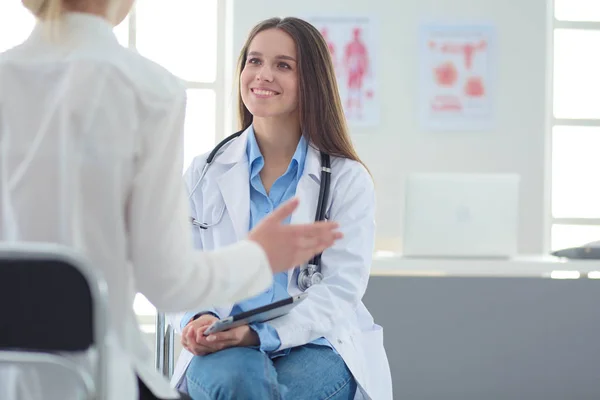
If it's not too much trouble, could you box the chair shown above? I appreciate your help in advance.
[0,243,109,399]
[155,313,174,379]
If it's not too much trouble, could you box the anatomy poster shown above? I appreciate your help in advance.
[307,15,379,127]
[419,23,495,131]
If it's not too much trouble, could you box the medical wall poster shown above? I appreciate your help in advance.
[307,15,379,127]
[419,23,495,131]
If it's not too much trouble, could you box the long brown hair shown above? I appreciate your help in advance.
[236,17,366,167]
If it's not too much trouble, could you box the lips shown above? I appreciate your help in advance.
[251,88,280,97]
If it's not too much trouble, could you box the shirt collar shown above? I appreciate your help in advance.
[27,12,118,47]
[293,135,308,181]
[246,125,308,181]
[246,125,263,171]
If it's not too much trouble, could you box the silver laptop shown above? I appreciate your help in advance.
[402,173,519,258]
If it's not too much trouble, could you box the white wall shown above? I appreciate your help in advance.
[226,0,551,254]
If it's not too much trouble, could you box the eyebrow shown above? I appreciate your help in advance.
[248,51,297,62]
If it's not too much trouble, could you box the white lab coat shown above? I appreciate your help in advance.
[0,14,273,400]
[167,128,393,400]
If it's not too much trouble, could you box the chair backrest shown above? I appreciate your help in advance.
[0,243,108,399]
[155,313,175,379]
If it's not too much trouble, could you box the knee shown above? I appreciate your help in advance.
[185,349,276,399]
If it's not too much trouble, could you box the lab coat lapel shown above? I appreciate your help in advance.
[288,145,322,288]
[215,129,251,241]
[216,163,249,241]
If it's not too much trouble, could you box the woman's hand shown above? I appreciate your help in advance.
[204,325,260,350]
[181,314,260,355]
[181,314,220,356]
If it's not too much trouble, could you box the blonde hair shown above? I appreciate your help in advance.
[22,0,122,39]
[22,0,64,20]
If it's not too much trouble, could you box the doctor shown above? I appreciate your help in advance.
[0,2,342,400]
[167,17,392,400]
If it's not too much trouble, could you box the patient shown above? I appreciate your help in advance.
[168,17,392,400]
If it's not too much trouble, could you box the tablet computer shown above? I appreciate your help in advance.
[203,292,308,336]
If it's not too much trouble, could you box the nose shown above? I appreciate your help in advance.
[256,64,274,82]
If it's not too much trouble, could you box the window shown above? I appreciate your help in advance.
[114,1,224,325]
[0,3,35,53]
[125,0,221,172]
[551,1,600,250]
[1,2,225,326]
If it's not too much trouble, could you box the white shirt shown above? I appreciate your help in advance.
[0,13,272,400]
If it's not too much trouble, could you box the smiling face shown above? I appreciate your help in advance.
[240,28,299,122]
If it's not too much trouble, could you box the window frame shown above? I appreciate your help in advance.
[124,2,226,320]
[127,1,225,147]
[550,5,600,250]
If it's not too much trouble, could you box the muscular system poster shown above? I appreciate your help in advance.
[307,15,380,128]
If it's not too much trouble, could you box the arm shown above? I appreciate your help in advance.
[127,88,272,313]
[165,159,224,332]
[248,322,281,352]
[165,159,237,332]
[268,162,375,349]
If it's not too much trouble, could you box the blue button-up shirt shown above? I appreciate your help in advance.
[238,126,320,356]
[183,126,332,356]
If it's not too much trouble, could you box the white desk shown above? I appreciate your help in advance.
[370,253,600,278]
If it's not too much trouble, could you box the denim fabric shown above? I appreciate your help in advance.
[184,344,356,400]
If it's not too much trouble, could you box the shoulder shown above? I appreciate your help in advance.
[105,46,186,105]
[326,157,375,222]
[2,40,185,104]
[184,152,210,186]
[330,156,374,192]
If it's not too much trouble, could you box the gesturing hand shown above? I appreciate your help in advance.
[248,197,342,274]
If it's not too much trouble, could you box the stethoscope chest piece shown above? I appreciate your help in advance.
[298,263,324,291]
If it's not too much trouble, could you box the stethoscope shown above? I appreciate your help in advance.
[188,130,332,291]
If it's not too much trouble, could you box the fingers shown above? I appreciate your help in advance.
[181,326,220,356]
[290,223,343,248]
[299,234,340,252]
[187,342,217,356]
[193,326,230,348]
[266,197,299,224]
[205,330,236,343]
[286,221,340,236]
[182,326,199,351]
[292,229,343,266]
[189,334,236,354]
[195,325,211,343]
[183,326,194,345]
[195,314,218,326]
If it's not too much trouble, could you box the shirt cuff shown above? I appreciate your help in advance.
[249,322,281,353]
[180,309,220,331]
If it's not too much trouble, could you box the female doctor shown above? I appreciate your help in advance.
[168,17,392,400]
[0,2,342,400]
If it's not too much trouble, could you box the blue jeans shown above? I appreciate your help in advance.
[184,344,357,400]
